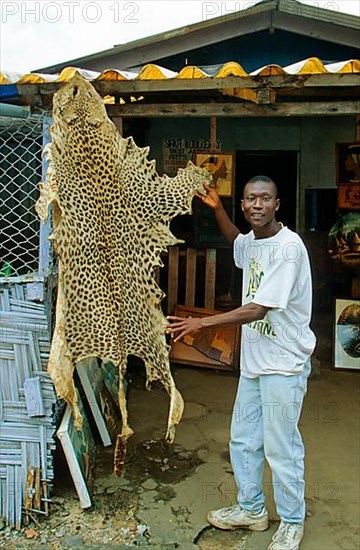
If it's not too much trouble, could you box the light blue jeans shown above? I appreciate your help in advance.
[230,360,311,523]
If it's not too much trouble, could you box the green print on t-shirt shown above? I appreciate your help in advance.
[245,258,276,339]
[247,319,277,337]
[246,258,264,299]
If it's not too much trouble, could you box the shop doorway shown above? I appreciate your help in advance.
[235,151,298,231]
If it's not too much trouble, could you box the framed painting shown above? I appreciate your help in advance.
[336,142,360,184]
[333,298,360,371]
[56,392,95,508]
[194,151,235,197]
[101,360,122,404]
[328,212,360,268]
[337,184,360,210]
[169,305,241,372]
[76,358,120,446]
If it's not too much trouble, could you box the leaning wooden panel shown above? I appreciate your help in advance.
[169,305,240,372]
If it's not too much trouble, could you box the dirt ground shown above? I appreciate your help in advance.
[1,312,359,549]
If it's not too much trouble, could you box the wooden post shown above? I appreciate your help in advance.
[185,248,197,307]
[167,247,179,315]
[112,117,123,135]
[204,249,216,309]
[154,266,160,285]
[210,116,217,150]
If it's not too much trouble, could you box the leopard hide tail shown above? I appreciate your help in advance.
[113,371,134,476]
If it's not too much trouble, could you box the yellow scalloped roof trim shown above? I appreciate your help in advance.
[297,57,326,74]
[177,66,208,79]
[97,70,129,81]
[1,58,359,86]
[137,64,169,80]
[56,67,99,82]
[256,65,286,76]
[215,62,247,77]
[56,67,82,82]
[0,72,23,84]
[103,95,115,104]
[339,60,360,73]
[17,73,47,84]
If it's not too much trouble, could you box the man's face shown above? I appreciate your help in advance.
[241,180,280,230]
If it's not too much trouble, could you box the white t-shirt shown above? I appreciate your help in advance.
[233,226,316,377]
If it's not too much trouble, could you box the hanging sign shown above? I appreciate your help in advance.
[163,138,221,176]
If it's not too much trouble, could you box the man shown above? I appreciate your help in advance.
[166,176,316,550]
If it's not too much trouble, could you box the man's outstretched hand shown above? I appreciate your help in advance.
[196,184,222,210]
[165,316,203,342]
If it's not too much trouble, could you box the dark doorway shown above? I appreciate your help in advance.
[235,151,298,232]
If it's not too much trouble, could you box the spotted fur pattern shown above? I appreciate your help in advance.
[36,76,211,469]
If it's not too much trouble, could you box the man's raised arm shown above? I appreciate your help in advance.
[197,185,240,244]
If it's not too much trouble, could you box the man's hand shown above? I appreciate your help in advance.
[196,184,222,210]
[165,316,203,342]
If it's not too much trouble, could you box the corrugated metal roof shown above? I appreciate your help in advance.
[106,1,360,55]
[34,0,360,73]
[1,58,359,85]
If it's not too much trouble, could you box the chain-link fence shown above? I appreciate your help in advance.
[0,113,50,278]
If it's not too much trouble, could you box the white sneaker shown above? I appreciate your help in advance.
[268,521,304,550]
[207,504,269,531]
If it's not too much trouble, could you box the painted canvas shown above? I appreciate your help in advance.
[169,305,240,371]
[333,299,360,371]
[76,358,120,445]
[337,184,360,210]
[194,152,235,197]
[56,392,95,508]
[336,142,360,184]
[328,213,360,267]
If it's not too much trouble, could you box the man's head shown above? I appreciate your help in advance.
[241,176,280,236]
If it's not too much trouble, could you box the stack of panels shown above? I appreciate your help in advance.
[0,283,56,529]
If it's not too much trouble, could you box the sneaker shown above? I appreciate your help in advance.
[207,504,269,531]
[268,521,304,550]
